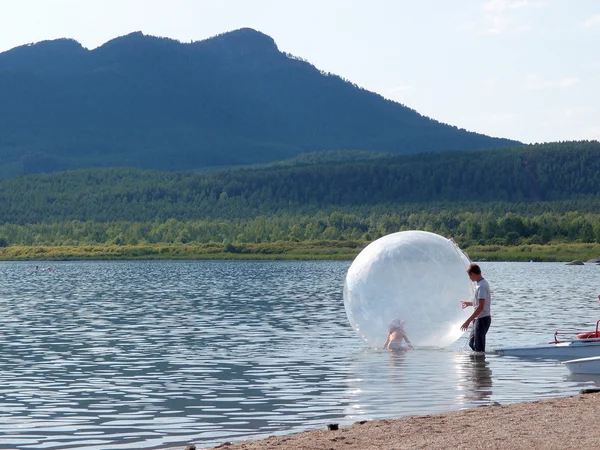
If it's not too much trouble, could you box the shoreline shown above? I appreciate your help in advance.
[1,242,600,262]
[163,391,600,449]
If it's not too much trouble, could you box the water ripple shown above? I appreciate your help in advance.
[0,261,598,449]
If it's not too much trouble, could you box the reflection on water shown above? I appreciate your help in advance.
[458,353,493,404]
[0,261,598,449]
[566,373,600,386]
[341,349,498,422]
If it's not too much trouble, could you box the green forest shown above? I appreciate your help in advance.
[0,140,599,261]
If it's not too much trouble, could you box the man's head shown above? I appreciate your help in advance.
[467,263,482,280]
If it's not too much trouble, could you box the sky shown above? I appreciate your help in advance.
[0,0,598,144]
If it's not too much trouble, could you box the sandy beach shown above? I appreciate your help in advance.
[165,390,600,450]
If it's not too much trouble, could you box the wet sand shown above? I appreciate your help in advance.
[166,390,600,450]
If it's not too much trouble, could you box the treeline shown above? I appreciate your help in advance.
[1,210,599,249]
[0,141,599,250]
[0,141,599,225]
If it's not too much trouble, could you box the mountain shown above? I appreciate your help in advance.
[0,28,521,179]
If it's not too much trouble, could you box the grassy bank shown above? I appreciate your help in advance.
[0,241,362,261]
[465,242,600,262]
[1,241,600,262]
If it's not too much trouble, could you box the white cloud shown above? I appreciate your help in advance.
[478,0,544,35]
[584,125,600,140]
[525,73,579,89]
[484,0,545,12]
[515,24,532,33]
[564,108,590,118]
[485,112,520,123]
[556,77,579,88]
[387,85,413,95]
[386,85,414,102]
[583,13,600,29]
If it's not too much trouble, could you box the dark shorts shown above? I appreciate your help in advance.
[469,315,492,352]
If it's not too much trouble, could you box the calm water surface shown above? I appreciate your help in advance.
[0,260,599,449]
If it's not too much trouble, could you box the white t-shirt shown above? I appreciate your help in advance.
[473,278,491,319]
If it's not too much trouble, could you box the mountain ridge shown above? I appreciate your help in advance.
[0,28,521,179]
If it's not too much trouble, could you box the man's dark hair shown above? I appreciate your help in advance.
[467,263,481,275]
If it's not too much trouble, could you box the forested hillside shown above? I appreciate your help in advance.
[0,141,599,250]
[0,28,519,179]
[0,141,597,224]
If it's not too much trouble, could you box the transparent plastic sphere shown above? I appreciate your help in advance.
[343,231,474,349]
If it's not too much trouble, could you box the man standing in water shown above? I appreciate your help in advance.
[460,264,492,352]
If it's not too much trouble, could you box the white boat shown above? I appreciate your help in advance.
[495,339,600,360]
[494,320,600,360]
[563,355,600,374]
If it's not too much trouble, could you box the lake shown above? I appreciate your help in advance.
[0,260,599,449]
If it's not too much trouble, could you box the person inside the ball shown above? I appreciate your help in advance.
[383,319,413,351]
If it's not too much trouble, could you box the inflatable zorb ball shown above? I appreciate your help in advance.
[343,231,473,349]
